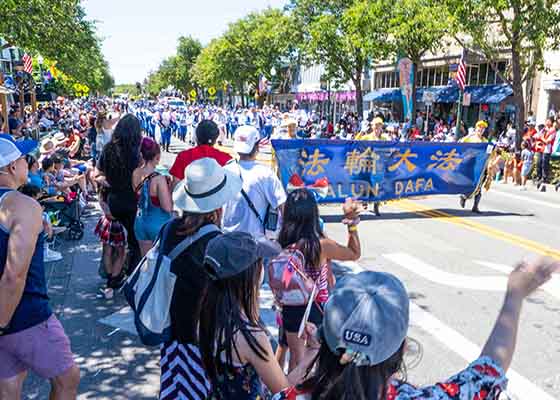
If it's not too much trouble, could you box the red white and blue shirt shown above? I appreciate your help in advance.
[272,357,507,400]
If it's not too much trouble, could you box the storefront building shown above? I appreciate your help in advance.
[365,54,517,133]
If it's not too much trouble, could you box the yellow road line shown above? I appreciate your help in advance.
[394,199,560,260]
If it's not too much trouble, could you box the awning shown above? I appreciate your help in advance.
[466,84,513,104]
[363,88,400,102]
[418,84,512,104]
[365,84,513,104]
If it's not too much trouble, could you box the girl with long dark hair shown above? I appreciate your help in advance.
[159,157,243,400]
[275,189,361,372]
[95,114,142,276]
[199,232,319,399]
[274,259,559,400]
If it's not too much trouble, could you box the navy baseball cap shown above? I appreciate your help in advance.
[322,271,410,366]
[0,134,38,168]
[204,232,281,280]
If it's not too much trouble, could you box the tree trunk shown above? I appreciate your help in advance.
[511,44,525,151]
[240,82,246,108]
[353,67,364,119]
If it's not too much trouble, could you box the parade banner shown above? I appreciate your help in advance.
[272,140,493,203]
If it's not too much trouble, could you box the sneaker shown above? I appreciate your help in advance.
[520,186,528,191]
[459,196,466,209]
[44,246,63,262]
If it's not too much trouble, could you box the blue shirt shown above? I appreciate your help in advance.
[0,188,51,335]
[28,171,43,189]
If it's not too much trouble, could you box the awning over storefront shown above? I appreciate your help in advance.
[466,84,513,104]
[365,84,512,104]
[417,84,513,104]
[363,88,401,102]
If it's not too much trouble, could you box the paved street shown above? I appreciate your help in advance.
[23,138,560,399]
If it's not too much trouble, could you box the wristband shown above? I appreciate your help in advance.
[342,217,360,226]
[348,225,358,232]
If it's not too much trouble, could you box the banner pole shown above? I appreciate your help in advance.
[455,90,463,140]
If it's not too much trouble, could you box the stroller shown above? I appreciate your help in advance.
[41,192,85,241]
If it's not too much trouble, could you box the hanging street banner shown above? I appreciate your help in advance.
[397,58,414,121]
[271,140,493,203]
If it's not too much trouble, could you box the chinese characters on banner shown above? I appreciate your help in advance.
[272,140,493,203]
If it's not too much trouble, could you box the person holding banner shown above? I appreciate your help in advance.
[355,117,389,216]
[459,121,489,213]
[273,190,361,372]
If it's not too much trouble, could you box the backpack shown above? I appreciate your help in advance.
[123,221,220,346]
[268,246,316,306]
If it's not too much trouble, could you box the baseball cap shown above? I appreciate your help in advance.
[0,134,38,168]
[233,125,260,155]
[204,232,281,280]
[321,271,409,366]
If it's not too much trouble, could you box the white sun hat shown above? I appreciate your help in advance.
[173,157,242,213]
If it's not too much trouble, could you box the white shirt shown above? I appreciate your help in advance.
[222,160,287,238]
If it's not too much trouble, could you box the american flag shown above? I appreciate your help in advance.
[456,50,466,91]
[22,53,33,74]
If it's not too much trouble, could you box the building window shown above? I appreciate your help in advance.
[487,65,496,85]
[469,65,479,86]
[479,63,488,85]
[420,69,428,87]
[394,71,400,88]
[496,61,507,84]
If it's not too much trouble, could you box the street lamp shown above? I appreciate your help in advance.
[270,66,277,77]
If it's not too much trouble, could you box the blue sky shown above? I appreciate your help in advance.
[83,0,288,84]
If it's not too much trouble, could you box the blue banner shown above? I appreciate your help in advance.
[272,140,493,203]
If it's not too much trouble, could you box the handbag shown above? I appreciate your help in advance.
[123,221,219,346]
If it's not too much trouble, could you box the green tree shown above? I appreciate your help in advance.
[290,0,392,117]
[0,0,113,94]
[447,0,560,147]
[175,36,202,92]
[189,8,298,106]
[389,0,455,119]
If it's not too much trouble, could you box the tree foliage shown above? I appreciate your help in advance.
[388,0,456,117]
[145,36,202,95]
[447,0,560,142]
[0,0,113,93]
[289,0,392,116]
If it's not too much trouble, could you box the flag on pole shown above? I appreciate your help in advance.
[22,54,33,74]
[455,50,466,91]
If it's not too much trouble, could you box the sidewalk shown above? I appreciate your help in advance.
[23,207,160,399]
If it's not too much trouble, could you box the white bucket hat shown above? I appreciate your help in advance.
[173,157,242,213]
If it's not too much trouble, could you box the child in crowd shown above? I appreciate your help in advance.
[53,156,88,195]
[520,140,534,190]
[502,151,515,184]
[94,187,127,299]
[41,157,59,196]
[26,154,43,189]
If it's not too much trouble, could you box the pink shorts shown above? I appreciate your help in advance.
[0,315,76,379]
